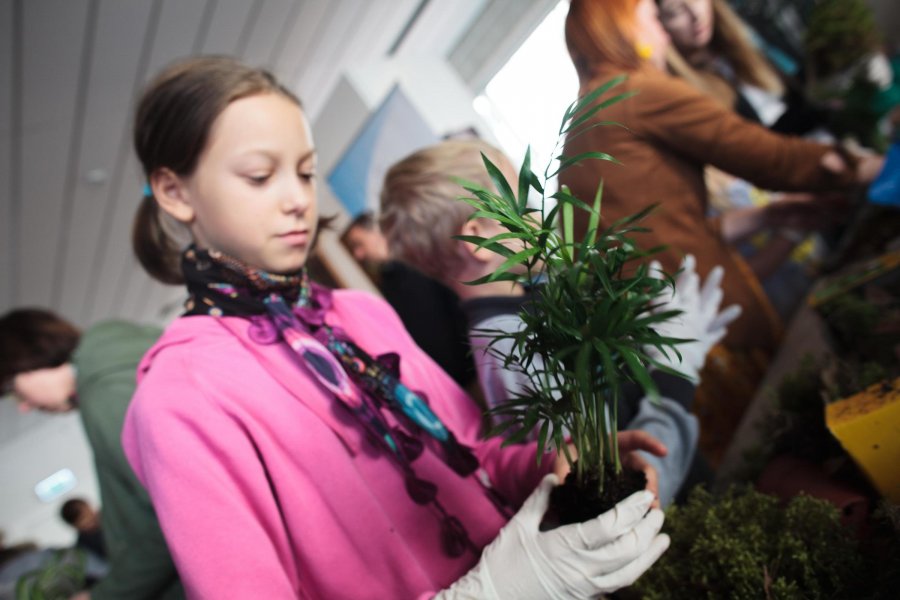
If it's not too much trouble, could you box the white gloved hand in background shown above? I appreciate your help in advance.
[645,255,742,383]
[437,474,669,600]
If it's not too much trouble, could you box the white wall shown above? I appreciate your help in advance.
[0,407,98,547]
[347,56,496,143]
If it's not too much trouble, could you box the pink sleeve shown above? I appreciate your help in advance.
[124,368,302,599]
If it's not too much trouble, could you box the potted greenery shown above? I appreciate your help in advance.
[629,485,873,600]
[457,76,688,525]
[803,0,893,150]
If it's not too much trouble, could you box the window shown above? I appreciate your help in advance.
[473,1,577,191]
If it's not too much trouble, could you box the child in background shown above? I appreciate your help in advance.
[340,212,476,389]
[121,56,670,599]
[60,498,106,560]
[0,310,181,600]
[380,139,741,506]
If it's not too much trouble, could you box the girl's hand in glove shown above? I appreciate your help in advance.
[437,474,669,599]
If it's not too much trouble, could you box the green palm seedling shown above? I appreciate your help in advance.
[457,77,690,523]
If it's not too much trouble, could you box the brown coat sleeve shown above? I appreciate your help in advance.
[627,70,855,192]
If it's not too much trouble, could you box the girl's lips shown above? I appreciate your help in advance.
[278,231,309,246]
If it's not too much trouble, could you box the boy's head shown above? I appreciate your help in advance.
[380,139,518,288]
[340,212,390,271]
[0,309,80,413]
[60,498,100,532]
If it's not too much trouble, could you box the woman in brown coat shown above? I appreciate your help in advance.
[560,0,884,464]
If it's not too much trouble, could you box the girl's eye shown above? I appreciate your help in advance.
[299,171,317,182]
[247,174,270,185]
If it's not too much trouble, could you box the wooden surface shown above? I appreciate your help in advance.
[716,304,834,482]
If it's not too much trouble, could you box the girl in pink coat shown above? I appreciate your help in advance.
[122,56,669,599]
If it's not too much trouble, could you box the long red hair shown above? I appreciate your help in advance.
[566,0,643,85]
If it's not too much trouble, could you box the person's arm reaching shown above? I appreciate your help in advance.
[636,74,881,191]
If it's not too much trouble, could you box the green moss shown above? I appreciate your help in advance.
[819,294,879,353]
[735,355,845,481]
[633,486,865,600]
[805,0,880,79]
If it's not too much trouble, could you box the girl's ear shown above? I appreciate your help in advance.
[151,168,195,224]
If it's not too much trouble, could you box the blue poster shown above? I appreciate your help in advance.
[327,86,437,218]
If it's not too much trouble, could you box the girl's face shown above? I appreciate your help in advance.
[657,0,714,52]
[164,92,318,274]
[635,0,671,70]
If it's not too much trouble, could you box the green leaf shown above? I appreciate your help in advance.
[518,146,533,213]
[549,151,620,178]
[560,74,628,134]
[482,152,517,208]
[584,179,603,247]
[617,344,660,402]
[565,90,639,133]
[529,170,545,195]
[463,270,521,286]
[551,188,594,217]
[490,246,541,280]
[561,201,574,249]
[537,420,550,459]
[564,119,629,145]
[454,232,529,254]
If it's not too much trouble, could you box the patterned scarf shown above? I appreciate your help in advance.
[182,246,510,557]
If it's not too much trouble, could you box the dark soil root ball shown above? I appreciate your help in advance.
[542,465,647,530]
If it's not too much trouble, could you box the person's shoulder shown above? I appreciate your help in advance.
[82,319,162,344]
[332,288,394,315]
[461,294,528,329]
[129,317,253,419]
[330,288,414,345]
[73,320,165,379]
[136,316,243,383]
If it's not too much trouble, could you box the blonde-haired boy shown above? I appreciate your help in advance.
[381,139,730,506]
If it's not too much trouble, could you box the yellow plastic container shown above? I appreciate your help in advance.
[826,377,900,502]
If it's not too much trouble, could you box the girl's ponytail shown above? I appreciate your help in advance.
[132,194,184,285]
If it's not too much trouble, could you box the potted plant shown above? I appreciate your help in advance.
[457,77,689,525]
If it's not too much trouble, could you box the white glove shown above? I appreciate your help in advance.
[867,53,893,90]
[436,474,670,600]
[645,255,742,382]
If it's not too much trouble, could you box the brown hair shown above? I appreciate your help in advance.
[0,309,81,391]
[132,56,302,284]
[379,139,512,283]
[339,211,379,250]
[60,498,89,526]
[565,0,643,86]
[662,0,783,106]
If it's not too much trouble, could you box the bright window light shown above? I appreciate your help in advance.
[474,1,578,188]
[34,468,77,502]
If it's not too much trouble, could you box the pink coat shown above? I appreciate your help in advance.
[122,289,550,599]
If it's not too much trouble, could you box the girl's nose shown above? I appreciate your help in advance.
[282,180,313,214]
